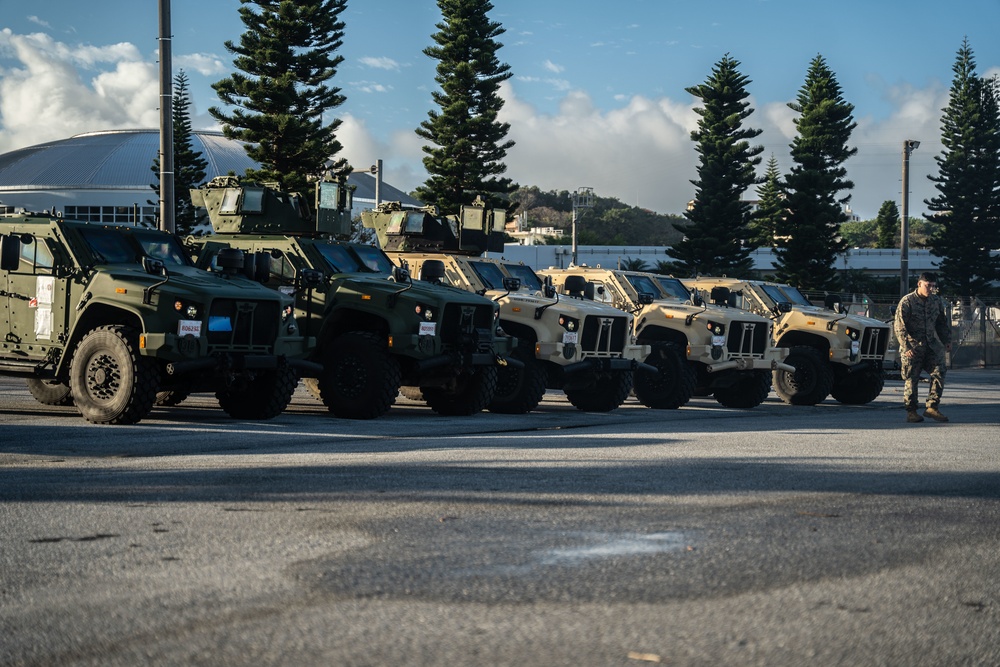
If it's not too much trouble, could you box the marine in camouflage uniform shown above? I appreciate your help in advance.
[893,272,952,422]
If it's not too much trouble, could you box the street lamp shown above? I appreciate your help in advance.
[900,139,920,297]
[571,187,594,266]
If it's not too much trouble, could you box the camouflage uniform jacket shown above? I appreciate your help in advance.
[894,290,951,357]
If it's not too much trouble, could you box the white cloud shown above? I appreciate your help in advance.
[26,16,51,29]
[351,80,393,94]
[358,56,401,71]
[174,53,227,77]
[543,59,563,74]
[0,29,159,152]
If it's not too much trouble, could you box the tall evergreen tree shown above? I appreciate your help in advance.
[669,54,762,276]
[773,55,857,290]
[210,0,348,195]
[747,154,785,248]
[415,0,517,216]
[150,70,208,236]
[874,199,900,248]
[924,39,1000,295]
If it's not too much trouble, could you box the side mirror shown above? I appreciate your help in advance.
[564,274,587,297]
[638,292,655,305]
[141,255,166,276]
[710,286,731,306]
[691,291,704,307]
[543,275,556,298]
[392,264,410,284]
[824,293,842,311]
[777,301,793,313]
[244,251,270,283]
[0,233,21,271]
[216,247,246,273]
[502,276,521,292]
[296,267,325,290]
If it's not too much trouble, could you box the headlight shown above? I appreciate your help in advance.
[706,320,725,336]
[845,326,860,340]
[415,304,435,321]
[558,315,579,332]
[174,300,200,320]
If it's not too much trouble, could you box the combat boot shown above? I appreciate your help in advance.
[924,407,949,422]
[906,410,924,423]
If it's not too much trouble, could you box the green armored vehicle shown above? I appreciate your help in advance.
[363,201,653,413]
[539,267,794,409]
[187,176,511,418]
[683,277,891,405]
[0,212,310,425]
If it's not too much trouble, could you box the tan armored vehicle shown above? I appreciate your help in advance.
[362,201,653,413]
[1,211,310,425]
[187,176,512,418]
[684,277,891,405]
[539,266,793,409]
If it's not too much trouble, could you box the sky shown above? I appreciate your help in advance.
[2,0,1000,220]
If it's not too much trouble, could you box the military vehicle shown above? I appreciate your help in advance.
[683,277,891,405]
[187,175,511,418]
[362,201,654,413]
[0,211,311,425]
[538,266,793,409]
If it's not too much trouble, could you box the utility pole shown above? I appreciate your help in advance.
[158,0,175,233]
[900,139,920,297]
[570,187,594,266]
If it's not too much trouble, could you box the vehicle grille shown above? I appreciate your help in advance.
[581,315,628,355]
[726,320,768,356]
[440,303,495,347]
[861,325,890,358]
[206,299,280,350]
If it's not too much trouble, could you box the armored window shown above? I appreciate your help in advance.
[18,237,54,271]
[468,261,507,290]
[219,189,242,214]
[653,276,691,302]
[241,187,265,213]
[504,263,542,291]
[351,244,395,273]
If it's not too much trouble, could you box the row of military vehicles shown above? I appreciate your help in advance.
[0,175,891,425]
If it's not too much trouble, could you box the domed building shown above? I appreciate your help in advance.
[0,129,417,223]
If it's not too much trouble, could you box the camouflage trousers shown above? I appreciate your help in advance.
[901,346,947,411]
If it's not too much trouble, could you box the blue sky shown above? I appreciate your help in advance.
[3,0,999,219]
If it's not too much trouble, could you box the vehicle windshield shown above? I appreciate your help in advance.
[623,273,665,300]
[469,260,508,290]
[315,242,395,274]
[79,227,190,266]
[503,263,543,291]
[759,283,812,306]
[654,276,691,301]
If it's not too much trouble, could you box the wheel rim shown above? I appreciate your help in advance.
[85,352,123,401]
[331,354,367,400]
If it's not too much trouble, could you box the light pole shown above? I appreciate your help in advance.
[571,187,594,266]
[900,139,920,297]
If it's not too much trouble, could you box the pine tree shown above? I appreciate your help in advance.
[150,70,209,236]
[415,0,517,216]
[925,39,1000,295]
[874,200,900,248]
[669,54,762,276]
[773,55,857,291]
[210,0,348,195]
[748,154,785,248]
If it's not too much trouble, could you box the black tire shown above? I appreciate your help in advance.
[26,378,73,406]
[831,368,885,405]
[489,347,547,414]
[773,345,834,406]
[633,343,695,409]
[318,331,400,419]
[69,326,159,425]
[217,364,298,420]
[714,370,771,409]
[423,366,498,416]
[154,389,190,407]
[566,370,633,412]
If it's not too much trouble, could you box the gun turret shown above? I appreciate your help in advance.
[191,174,353,236]
[362,197,506,256]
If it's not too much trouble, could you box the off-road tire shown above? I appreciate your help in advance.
[217,364,298,420]
[69,325,159,425]
[566,370,633,412]
[831,368,885,405]
[423,366,498,416]
[714,369,771,409]
[319,331,400,419]
[489,347,547,414]
[26,378,73,406]
[773,345,834,406]
[633,343,695,409]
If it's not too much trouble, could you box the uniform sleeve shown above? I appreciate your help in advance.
[894,298,914,352]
